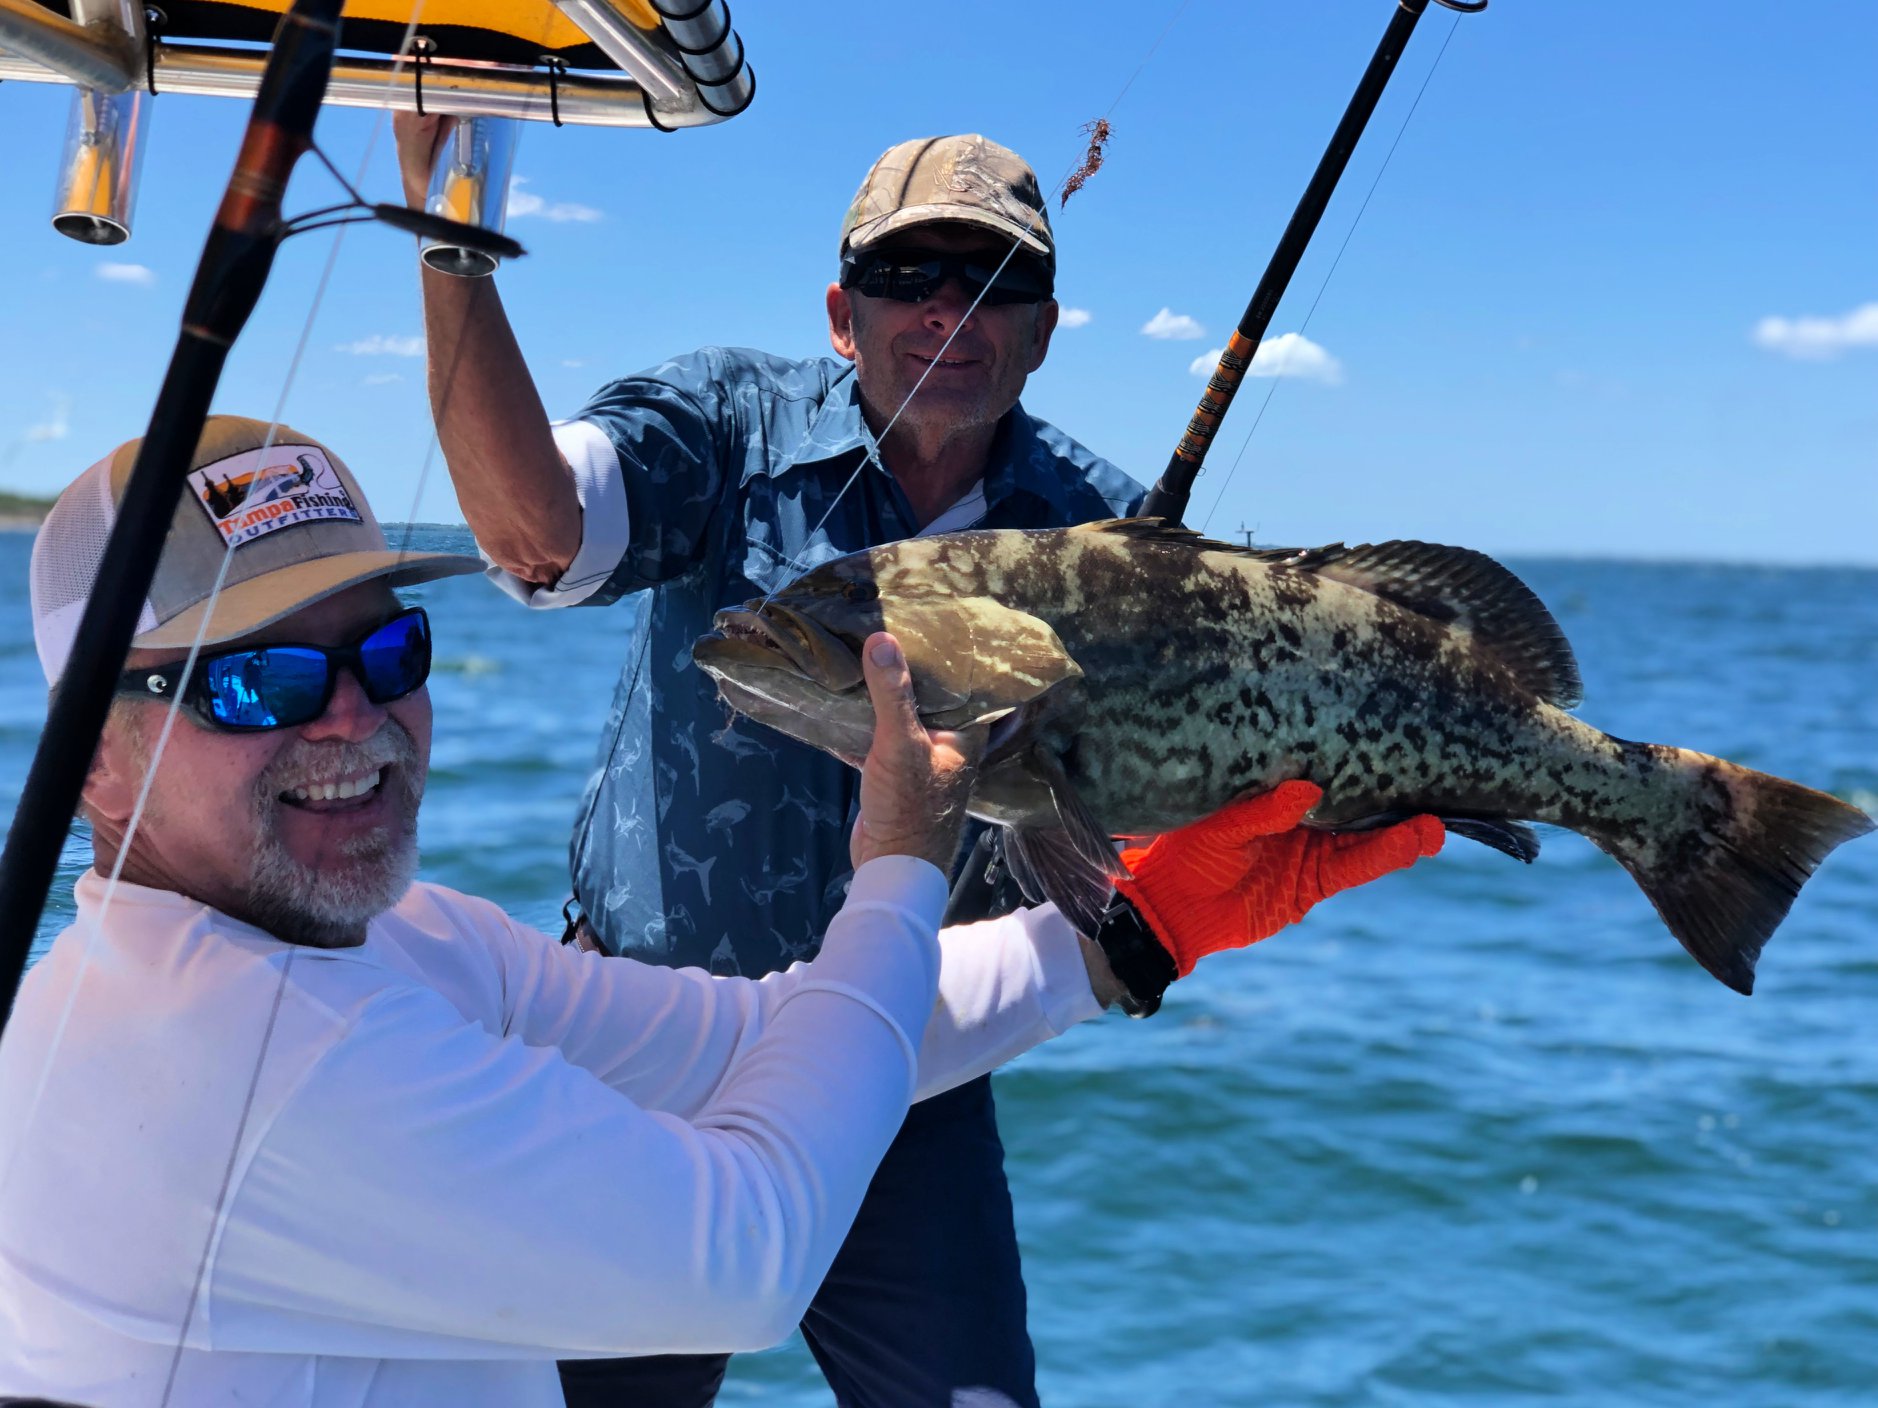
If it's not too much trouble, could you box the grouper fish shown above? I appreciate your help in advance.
[691,520,1872,993]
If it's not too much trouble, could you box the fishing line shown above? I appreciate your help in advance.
[1198,9,1464,536]
[758,0,1199,603]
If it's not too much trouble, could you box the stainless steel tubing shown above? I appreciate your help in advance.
[644,0,753,118]
[51,85,149,244]
[421,116,520,277]
[0,0,137,92]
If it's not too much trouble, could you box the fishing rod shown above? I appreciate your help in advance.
[1138,0,1487,525]
[0,0,520,1027]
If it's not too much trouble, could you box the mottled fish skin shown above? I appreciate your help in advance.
[805,525,1624,838]
[694,521,1873,992]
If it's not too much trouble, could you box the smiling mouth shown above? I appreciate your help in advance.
[281,768,385,812]
[909,352,978,370]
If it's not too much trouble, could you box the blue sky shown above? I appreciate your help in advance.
[0,0,1871,564]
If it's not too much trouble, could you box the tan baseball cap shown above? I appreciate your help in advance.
[839,134,1055,268]
[30,415,483,683]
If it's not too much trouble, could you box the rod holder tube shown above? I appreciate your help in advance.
[52,85,149,245]
[421,117,519,278]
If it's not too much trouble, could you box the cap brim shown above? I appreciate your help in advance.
[846,205,1052,262]
[132,549,486,651]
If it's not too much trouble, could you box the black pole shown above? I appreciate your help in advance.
[1140,0,1485,525]
[0,0,344,1024]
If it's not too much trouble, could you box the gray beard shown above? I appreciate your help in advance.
[243,724,424,948]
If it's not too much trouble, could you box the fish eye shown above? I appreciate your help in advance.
[842,581,879,602]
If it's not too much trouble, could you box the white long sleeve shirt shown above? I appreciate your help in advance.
[0,860,1099,1405]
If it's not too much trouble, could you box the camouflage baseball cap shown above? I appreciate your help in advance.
[839,134,1055,269]
[30,415,482,683]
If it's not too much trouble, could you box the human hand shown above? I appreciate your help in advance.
[849,634,985,873]
[392,110,456,210]
[1113,781,1444,977]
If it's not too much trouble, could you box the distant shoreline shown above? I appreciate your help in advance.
[0,492,53,531]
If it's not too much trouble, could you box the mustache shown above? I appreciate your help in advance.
[258,722,422,798]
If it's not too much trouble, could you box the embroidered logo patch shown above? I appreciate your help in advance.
[187,445,362,547]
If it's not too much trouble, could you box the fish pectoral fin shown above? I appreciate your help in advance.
[1025,746,1126,881]
[1003,825,1117,938]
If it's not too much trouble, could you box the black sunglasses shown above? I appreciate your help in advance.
[115,606,433,733]
[839,248,1054,306]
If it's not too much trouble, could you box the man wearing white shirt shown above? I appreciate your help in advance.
[0,417,1127,1405]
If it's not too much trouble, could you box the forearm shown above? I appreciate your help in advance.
[211,867,951,1358]
[913,906,1116,1100]
[419,265,582,584]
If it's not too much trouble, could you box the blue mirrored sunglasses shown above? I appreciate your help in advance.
[115,606,432,732]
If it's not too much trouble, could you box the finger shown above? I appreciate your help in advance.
[931,720,988,770]
[1316,815,1445,890]
[860,633,925,747]
[1211,780,1324,843]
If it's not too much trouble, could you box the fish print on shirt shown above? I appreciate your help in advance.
[704,799,752,837]
[664,837,716,906]
[673,727,702,795]
[742,855,809,907]
[611,802,640,842]
[707,932,740,977]
[709,720,774,761]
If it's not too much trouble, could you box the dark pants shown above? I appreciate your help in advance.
[557,1073,1038,1407]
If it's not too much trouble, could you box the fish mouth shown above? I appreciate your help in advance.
[692,601,878,760]
[698,601,867,695]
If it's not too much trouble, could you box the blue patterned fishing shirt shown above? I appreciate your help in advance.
[558,348,1142,976]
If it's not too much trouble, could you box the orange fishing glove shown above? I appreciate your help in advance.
[1112,781,1445,978]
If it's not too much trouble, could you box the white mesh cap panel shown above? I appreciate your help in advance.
[29,453,157,684]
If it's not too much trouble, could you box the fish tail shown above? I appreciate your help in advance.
[1596,744,1873,994]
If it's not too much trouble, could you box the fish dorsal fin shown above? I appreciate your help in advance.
[1071,520,1582,708]
[1070,517,1245,553]
[1273,540,1583,708]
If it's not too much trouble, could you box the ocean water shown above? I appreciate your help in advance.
[2,527,1873,1405]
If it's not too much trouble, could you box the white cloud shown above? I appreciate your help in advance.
[96,262,154,286]
[362,372,403,386]
[1188,332,1344,386]
[561,358,587,368]
[508,176,603,224]
[1752,302,1878,360]
[1142,307,1206,340]
[335,334,425,357]
[1057,307,1092,329]
[25,394,71,443]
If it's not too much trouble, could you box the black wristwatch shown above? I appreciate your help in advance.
[1090,894,1178,1018]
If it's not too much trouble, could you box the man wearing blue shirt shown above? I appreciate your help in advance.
[400,126,1143,1406]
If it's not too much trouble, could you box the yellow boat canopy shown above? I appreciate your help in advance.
[0,0,753,128]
